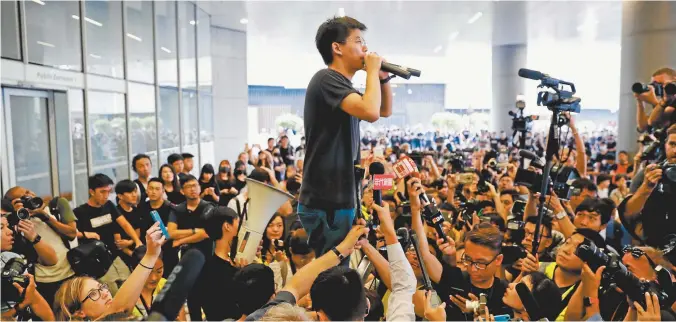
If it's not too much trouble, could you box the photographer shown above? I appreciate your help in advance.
[619,124,676,248]
[641,67,676,129]
[4,186,78,308]
[1,216,55,321]
[408,177,511,320]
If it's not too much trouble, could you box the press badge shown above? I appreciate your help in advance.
[91,214,113,228]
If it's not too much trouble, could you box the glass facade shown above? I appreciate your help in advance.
[0,1,212,202]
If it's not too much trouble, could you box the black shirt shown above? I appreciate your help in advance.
[117,204,152,242]
[619,184,676,247]
[134,179,148,203]
[165,188,186,206]
[199,179,220,204]
[433,262,510,321]
[279,146,295,166]
[147,200,179,278]
[74,201,122,258]
[216,178,236,206]
[168,200,214,256]
[299,69,360,209]
[244,291,296,321]
[200,255,241,320]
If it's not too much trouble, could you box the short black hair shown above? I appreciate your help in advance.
[131,154,151,172]
[167,153,183,164]
[528,271,564,321]
[575,197,613,226]
[115,179,137,195]
[311,266,367,321]
[465,222,503,253]
[597,174,612,185]
[315,16,367,65]
[148,177,163,186]
[267,137,274,142]
[180,175,198,188]
[364,289,384,321]
[88,173,114,191]
[525,215,553,236]
[249,168,270,184]
[181,153,194,159]
[572,178,598,192]
[500,189,520,201]
[574,228,607,250]
[203,206,238,241]
[234,264,275,315]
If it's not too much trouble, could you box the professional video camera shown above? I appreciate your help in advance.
[641,128,667,162]
[443,152,465,174]
[576,239,676,309]
[515,162,580,199]
[1,256,30,303]
[452,200,496,231]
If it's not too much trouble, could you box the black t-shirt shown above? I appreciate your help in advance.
[147,200,179,278]
[200,255,241,320]
[216,178,236,206]
[74,201,122,258]
[199,179,220,204]
[299,69,360,209]
[117,204,153,242]
[619,184,676,247]
[168,200,214,256]
[433,262,510,321]
[134,179,148,203]
[279,146,295,166]
[166,188,186,206]
[244,291,296,321]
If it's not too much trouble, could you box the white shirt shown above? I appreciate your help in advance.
[386,243,416,321]
[32,211,76,283]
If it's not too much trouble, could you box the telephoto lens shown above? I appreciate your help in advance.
[20,195,43,210]
[666,82,676,96]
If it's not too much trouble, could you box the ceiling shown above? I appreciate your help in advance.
[229,1,623,58]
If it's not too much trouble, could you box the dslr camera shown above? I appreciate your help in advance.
[576,239,676,309]
[6,196,44,229]
[515,164,580,199]
[1,256,30,303]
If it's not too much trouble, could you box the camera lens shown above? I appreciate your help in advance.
[666,83,676,96]
[16,208,30,220]
[632,82,648,94]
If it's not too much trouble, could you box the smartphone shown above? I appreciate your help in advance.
[150,210,170,239]
[449,287,468,298]
[511,200,526,217]
[457,173,475,185]
[494,314,511,322]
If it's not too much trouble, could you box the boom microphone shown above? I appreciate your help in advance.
[146,249,206,321]
[518,68,545,81]
[381,62,413,80]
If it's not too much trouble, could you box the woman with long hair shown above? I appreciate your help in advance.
[199,163,220,204]
[158,164,184,205]
[53,223,165,321]
[260,214,286,264]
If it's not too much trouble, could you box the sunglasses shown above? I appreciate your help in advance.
[622,246,657,269]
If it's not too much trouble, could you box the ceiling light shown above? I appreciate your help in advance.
[36,41,55,48]
[407,89,413,95]
[338,8,345,17]
[72,15,79,20]
[434,45,443,53]
[467,12,483,24]
[239,18,248,24]
[189,20,196,25]
[89,53,101,59]
[392,93,396,97]
[449,31,459,40]
[161,47,172,54]
[126,33,142,42]
[31,0,45,5]
[391,84,398,88]
[84,17,103,27]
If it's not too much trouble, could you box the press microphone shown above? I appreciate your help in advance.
[369,162,386,209]
[146,249,206,321]
[518,68,545,81]
[381,62,413,80]
[515,283,544,321]
[409,172,448,241]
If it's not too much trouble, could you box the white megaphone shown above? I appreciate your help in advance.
[235,178,293,263]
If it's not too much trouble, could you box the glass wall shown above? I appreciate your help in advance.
[178,2,197,90]
[128,82,158,167]
[124,1,154,84]
[25,0,82,71]
[1,0,21,60]
[1,1,214,202]
[84,0,124,78]
[155,1,178,87]
[88,91,128,183]
[158,87,180,165]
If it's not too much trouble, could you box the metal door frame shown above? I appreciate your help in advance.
[1,87,59,196]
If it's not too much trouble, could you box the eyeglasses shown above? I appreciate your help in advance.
[82,283,109,303]
[461,253,498,270]
[622,246,657,268]
[341,37,367,47]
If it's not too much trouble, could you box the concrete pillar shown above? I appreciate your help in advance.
[491,1,527,134]
[211,26,249,164]
[618,1,676,155]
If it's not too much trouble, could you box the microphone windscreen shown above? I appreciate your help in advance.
[369,162,386,175]
[518,149,540,161]
[518,68,544,81]
[515,283,542,320]
[148,249,206,321]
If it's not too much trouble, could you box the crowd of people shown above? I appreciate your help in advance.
[1,15,676,322]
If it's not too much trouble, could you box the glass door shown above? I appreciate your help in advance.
[2,88,57,200]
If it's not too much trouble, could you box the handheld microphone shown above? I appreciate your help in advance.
[146,249,206,321]
[381,62,413,80]
[518,68,545,81]
[369,162,386,209]
[409,172,448,241]
[515,283,544,321]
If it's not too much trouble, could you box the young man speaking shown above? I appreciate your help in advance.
[298,16,393,257]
